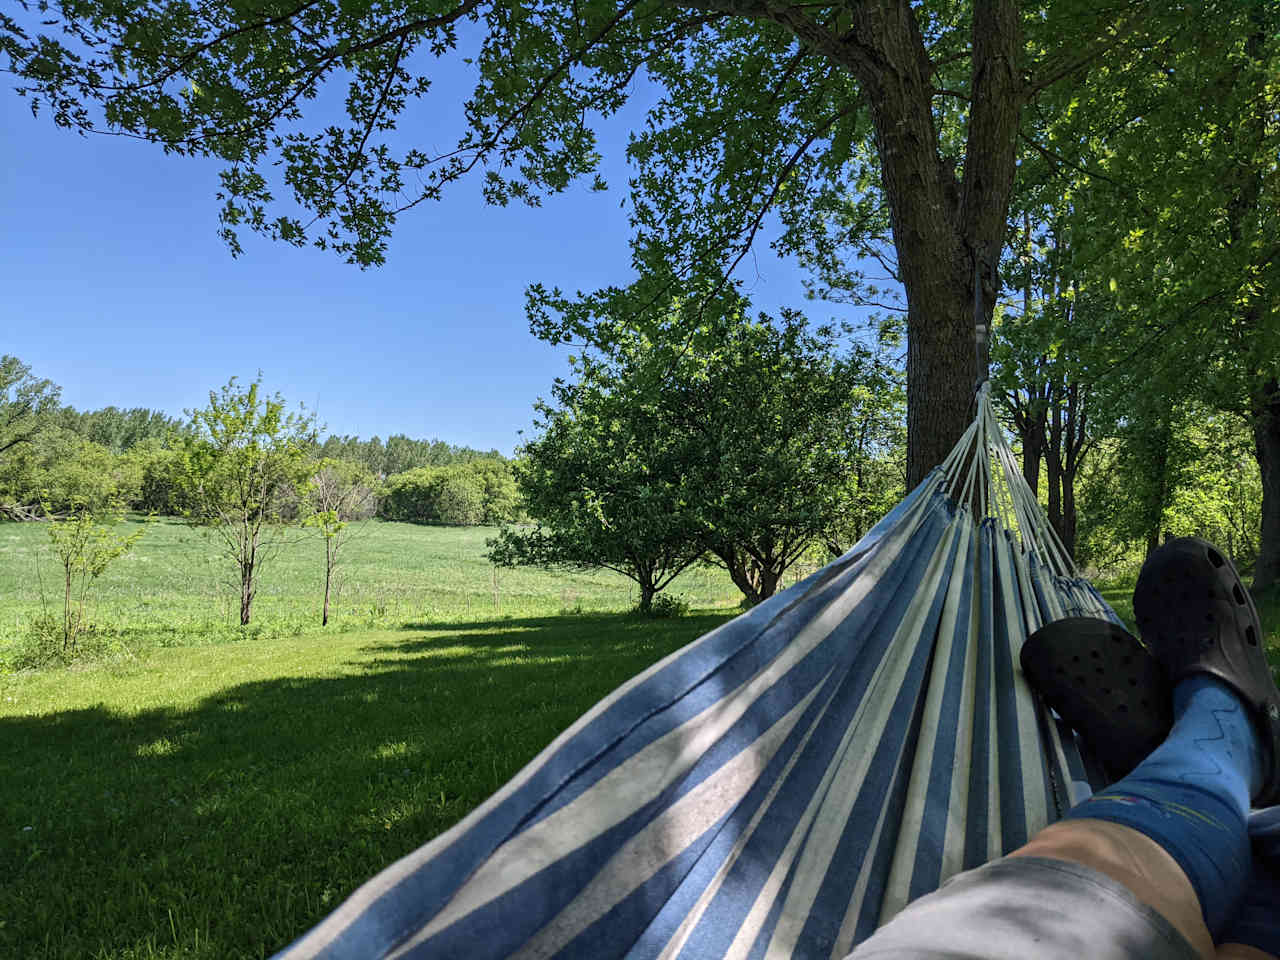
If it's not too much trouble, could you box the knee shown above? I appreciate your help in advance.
[1010,818,1215,960]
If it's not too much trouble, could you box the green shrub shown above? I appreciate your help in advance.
[645,593,690,618]
[379,459,519,525]
[436,472,485,525]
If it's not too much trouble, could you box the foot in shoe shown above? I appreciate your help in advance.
[1133,537,1280,804]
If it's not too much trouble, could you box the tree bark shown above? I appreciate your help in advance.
[323,538,333,626]
[240,561,254,625]
[848,0,1025,487]
[1252,378,1280,593]
[715,543,784,606]
[1059,381,1085,559]
[637,579,656,614]
[1142,420,1172,559]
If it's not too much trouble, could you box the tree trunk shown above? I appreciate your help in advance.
[718,547,785,607]
[1045,383,1063,543]
[851,0,1025,487]
[1252,378,1280,593]
[637,580,656,614]
[1022,416,1045,496]
[323,538,333,627]
[1143,423,1171,559]
[1061,470,1077,559]
[240,561,253,625]
[1058,382,1083,561]
[63,566,73,650]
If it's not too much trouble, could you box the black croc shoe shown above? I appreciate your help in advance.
[1020,616,1173,780]
[1133,536,1280,804]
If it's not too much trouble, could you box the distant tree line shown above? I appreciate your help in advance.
[0,361,526,636]
[315,434,506,480]
[0,357,519,527]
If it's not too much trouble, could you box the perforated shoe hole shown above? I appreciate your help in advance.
[1091,650,1101,660]
[1118,704,1130,713]
[1233,583,1247,605]
[1128,678,1138,687]
[1247,626,1258,647]
[1207,548,1226,567]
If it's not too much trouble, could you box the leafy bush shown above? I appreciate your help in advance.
[379,459,519,525]
[435,471,486,525]
[644,593,690,618]
[5,615,129,670]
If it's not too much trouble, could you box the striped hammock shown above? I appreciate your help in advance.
[275,385,1119,960]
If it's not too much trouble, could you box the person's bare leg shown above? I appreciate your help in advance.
[1217,945,1279,960]
[1009,818,1216,959]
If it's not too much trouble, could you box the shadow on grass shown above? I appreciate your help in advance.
[0,611,735,960]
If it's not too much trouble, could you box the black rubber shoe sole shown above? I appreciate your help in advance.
[1133,536,1280,804]
[1020,616,1173,781]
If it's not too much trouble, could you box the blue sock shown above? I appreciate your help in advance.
[1060,674,1262,938]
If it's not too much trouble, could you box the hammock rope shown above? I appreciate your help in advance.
[274,387,1118,960]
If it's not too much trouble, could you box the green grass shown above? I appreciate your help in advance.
[0,518,749,958]
[0,612,738,959]
[5,519,1280,958]
[0,517,745,661]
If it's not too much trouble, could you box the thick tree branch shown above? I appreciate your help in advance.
[672,0,883,85]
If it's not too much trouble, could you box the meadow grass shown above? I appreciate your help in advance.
[0,516,745,662]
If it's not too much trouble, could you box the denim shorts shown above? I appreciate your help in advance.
[844,855,1201,960]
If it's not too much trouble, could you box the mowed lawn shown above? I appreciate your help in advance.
[2,614,740,959]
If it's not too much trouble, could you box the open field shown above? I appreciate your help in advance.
[0,517,746,662]
[2,519,1278,958]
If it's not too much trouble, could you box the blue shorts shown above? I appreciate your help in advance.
[845,856,1201,960]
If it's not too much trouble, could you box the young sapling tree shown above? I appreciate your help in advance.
[45,502,144,652]
[301,459,379,626]
[176,377,316,625]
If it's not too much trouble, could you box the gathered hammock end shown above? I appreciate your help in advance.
[274,384,1115,960]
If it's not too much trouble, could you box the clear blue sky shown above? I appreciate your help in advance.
[2,50,841,456]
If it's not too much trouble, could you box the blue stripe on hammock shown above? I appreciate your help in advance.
[635,507,954,959]
[389,495,955,960]
[792,520,962,957]
[962,522,995,871]
[907,516,977,902]
[991,529,1028,852]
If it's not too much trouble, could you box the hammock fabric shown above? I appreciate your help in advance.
[274,387,1118,960]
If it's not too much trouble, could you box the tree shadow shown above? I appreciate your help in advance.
[0,610,734,959]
